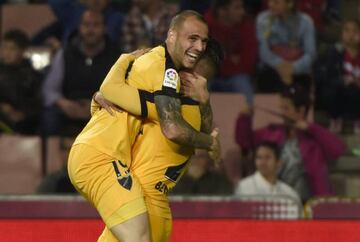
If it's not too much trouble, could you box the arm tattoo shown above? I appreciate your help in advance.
[199,100,213,134]
[155,95,213,150]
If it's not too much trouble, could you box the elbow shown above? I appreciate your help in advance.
[160,122,182,142]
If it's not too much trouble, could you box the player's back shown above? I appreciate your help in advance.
[73,108,141,163]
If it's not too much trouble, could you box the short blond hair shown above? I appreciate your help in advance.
[169,10,207,31]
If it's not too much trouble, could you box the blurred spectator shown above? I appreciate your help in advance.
[295,0,341,51]
[48,0,123,43]
[121,0,178,52]
[256,0,316,93]
[41,10,119,136]
[180,0,211,15]
[235,84,346,201]
[37,137,76,194]
[111,0,131,13]
[243,0,263,16]
[32,21,64,55]
[171,151,233,195]
[0,30,42,134]
[205,0,257,103]
[258,0,335,35]
[234,141,300,203]
[315,19,360,134]
[325,0,341,22]
[37,165,77,194]
[296,0,326,32]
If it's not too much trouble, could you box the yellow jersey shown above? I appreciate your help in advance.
[74,45,201,219]
[73,45,181,164]
[124,47,201,219]
[130,103,201,219]
[128,47,201,218]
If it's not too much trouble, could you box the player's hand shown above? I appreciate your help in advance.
[94,92,123,116]
[208,128,221,167]
[179,71,209,104]
[130,48,151,59]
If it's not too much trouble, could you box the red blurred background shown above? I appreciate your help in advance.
[1,219,360,242]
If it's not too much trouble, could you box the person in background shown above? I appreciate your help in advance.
[172,151,233,195]
[48,0,123,43]
[205,0,257,103]
[41,10,119,136]
[0,29,42,134]
[235,84,346,202]
[315,19,360,134]
[256,0,316,93]
[234,141,300,203]
[180,0,211,15]
[121,0,178,52]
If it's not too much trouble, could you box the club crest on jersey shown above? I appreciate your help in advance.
[112,160,133,190]
[163,68,178,89]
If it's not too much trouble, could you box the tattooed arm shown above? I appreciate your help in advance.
[179,71,213,134]
[155,95,216,150]
[199,99,213,134]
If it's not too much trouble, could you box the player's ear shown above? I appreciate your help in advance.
[167,29,177,43]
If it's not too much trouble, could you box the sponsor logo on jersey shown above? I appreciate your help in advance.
[163,68,178,89]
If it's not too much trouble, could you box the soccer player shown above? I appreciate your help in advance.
[67,10,220,242]
[94,39,223,241]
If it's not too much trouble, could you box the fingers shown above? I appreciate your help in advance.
[211,128,219,137]
[110,104,124,113]
[180,86,191,97]
[179,71,195,81]
[209,128,221,166]
[103,103,114,116]
[94,92,102,104]
[181,79,192,88]
[208,150,221,167]
[131,48,151,58]
[139,48,151,55]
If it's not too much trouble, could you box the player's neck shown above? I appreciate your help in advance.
[165,40,181,69]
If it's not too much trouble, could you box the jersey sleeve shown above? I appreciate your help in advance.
[137,90,158,121]
[138,59,181,120]
[153,63,181,98]
[99,54,143,117]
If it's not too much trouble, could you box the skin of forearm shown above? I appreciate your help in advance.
[199,99,213,134]
[155,95,214,150]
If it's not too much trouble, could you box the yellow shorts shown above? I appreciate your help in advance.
[68,143,147,228]
[98,212,172,242]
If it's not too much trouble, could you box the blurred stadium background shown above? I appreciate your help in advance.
[1,0,360,241]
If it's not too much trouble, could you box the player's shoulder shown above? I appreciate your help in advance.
[133,45,166,71]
